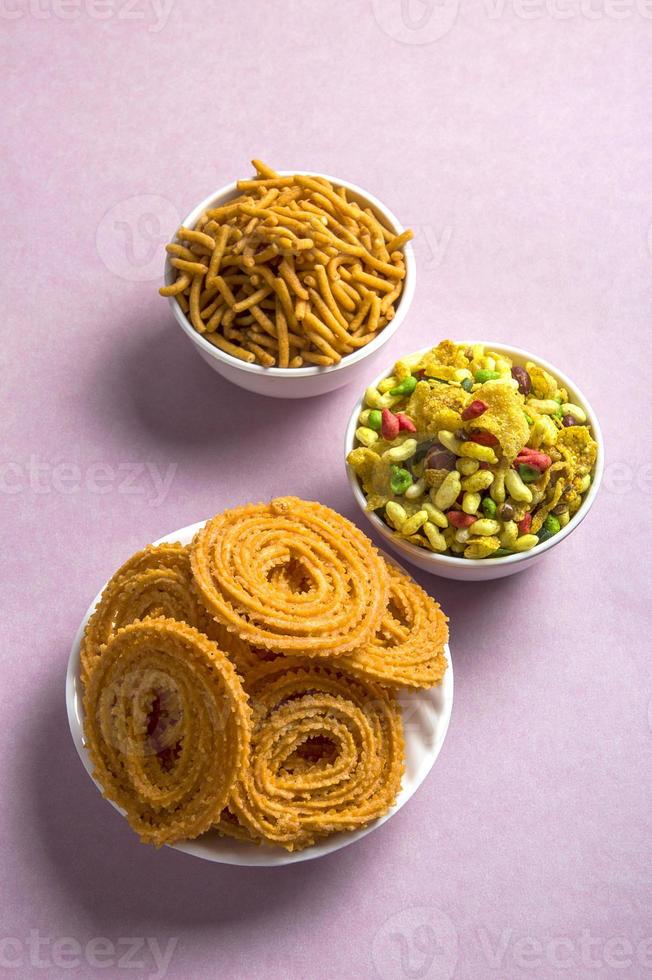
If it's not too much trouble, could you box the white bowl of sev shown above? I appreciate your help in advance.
[162,171,416,399]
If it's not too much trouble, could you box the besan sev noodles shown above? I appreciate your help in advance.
[160,160,413,368]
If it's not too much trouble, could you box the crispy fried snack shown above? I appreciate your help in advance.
[200,617,270,676]
[83,618,251,847]
[339,561,448,688]
[78,498,450,852]
[191,497,389,656]
[159,159,413,368]
[80,544,205,685]
[231,658,405,851]
[214,807,256,843]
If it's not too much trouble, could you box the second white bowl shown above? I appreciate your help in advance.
[345,341,604,581]
[164,172,415,399]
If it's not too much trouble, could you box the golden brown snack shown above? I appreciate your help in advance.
[338,561,449,688]
[159,160,412,368]
[80,544,205,685]
[213,807,256,843]
[201,617,277,676]
[77,498,450,852]
[83,618,251,847]
[231,658,405,851]
[191,497,389,656]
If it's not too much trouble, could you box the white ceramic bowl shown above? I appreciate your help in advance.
[163,172,415,399]
[345,342,604,581]
[66,521,453,866]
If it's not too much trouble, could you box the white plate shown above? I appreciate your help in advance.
[66,521,454,866]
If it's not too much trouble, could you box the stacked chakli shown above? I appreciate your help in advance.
[81,498,448,851]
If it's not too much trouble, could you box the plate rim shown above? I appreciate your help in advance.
[66,520,454,866]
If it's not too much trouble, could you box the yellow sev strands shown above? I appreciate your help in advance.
[159,160,413,368]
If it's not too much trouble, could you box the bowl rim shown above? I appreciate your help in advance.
[164,171,415,379]
[66,521,454,866]
[345,340,604,568]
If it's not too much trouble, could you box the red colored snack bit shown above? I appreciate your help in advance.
[396,413,417,433]
[515,448,551,472]
[468,431,499,447]
[518,513,532,535]
[381,409,400,441]
[447,511,477,529]
[461,400,488,421]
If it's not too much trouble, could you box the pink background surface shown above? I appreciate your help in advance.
[2,2,651,978]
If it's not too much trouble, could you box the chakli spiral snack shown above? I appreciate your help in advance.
[80,544,205,684]
[200,617,270,676]
[77,497,449,851]
[214,807,256,843]
[230,659,405,851]
[83,618,251,847]
[338,561,449,689]
[191,497,389,656]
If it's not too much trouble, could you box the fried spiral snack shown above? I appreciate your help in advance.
[339,562,449,688]
[191,497,389,655]
[201,617,269,676]
[231,659,405,851]
[83,618,251,846]
[80,544,205,684]
[214,807,256,843]
[77,498,449,852]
